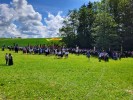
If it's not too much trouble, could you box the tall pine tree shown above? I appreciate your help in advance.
[77,2,95,48]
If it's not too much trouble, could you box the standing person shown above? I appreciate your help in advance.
[76,45,79,55]
[86,50,91,61]
[98,52,102,62]
[118,52,122,60]
[8,53,13,66]
[45,48,49,56]
[58,50,62,58]
[5,53,8,65]
[64,50,69,58]
[54,49,58,58]
[15,44,18,53]
[104,52,109,62]
[2,45,5,51]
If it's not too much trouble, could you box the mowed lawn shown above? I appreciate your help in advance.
[0,50,133,100]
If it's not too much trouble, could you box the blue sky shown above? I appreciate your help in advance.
[0,0,100,38]
[0,0,100,17]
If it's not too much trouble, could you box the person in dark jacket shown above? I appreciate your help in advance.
[8,53,13,66]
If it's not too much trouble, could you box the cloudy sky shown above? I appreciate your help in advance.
[0,0,100,38]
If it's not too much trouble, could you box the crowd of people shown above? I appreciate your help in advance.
[1,44,133,66]
[20,45,70,58]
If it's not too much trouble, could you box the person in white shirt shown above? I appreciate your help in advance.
[76,46,79,55]
[65,50,69,58]
[99,52,102,62]
[5,53,9,65]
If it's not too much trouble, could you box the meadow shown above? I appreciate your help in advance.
[0,49,133,100]
[0,38,62,47]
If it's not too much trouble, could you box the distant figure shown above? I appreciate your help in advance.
[98,52,102,62]
[57,50,63,58]
[86,51,90,58]
[75,45,79,55]
[64,50,69,58]
[104,52,109,62]
[2,45,5,51]
[45,48,49,56]
[8,53,13,66]
[86,50,91,62]
[5,53,9,65]
[15,44,19,53]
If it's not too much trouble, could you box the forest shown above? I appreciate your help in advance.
[59,0,133,51]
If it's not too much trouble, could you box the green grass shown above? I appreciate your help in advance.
[0,50,133,100]
[0,38,62,47]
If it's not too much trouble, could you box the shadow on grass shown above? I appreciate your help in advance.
[0,64,8,66]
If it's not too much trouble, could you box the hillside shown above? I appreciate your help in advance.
[0,38,62,47]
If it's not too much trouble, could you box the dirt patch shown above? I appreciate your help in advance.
[125,90,133,95]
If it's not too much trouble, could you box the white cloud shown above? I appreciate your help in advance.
[0,0,65,38]
[44,11,64,37]
[0,4,20,38]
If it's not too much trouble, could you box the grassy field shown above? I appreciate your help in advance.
[0,49,133,100]
[0,38,62,47]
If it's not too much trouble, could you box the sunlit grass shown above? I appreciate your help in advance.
[0,50,133,99]
[0,38,61,47]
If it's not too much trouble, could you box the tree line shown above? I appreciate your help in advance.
[59,0,133,51]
